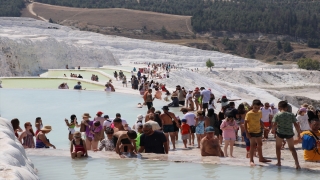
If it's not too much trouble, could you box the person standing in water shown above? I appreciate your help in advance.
[245,99,271,166]
[65,114,80,141]
[18,122,35,148]
[160,106,180,150]
[35,117,43,136]
[114,71,118,81]
[11,118,22,138]
[272,101,301,169]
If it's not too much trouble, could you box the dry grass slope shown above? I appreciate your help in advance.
[22,2,192,34]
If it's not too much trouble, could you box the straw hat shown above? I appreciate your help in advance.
[82,113,91,118]
[41,126,52,132]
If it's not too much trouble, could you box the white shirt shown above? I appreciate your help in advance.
[272,108,279,115]
[209,100,215,109]
[186,93,193,100]
[297,114,310,131]
[94,116,105,126]
[261,108,273,122]
[184,112,196,126]
[103,119,112,128]
[200,90,211,104]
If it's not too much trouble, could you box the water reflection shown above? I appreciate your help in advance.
[71,158,89,180]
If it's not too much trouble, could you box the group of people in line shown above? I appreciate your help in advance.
[65,73,83,79]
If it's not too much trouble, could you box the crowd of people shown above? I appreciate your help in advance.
[10,95,320,168]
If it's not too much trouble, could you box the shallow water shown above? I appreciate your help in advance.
[0,78,104,90]
[0,89,179,149]
[29,155,318,180]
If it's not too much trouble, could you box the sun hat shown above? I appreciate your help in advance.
[195,87,199,91]
[270,103,275,107]
[82,113,91,118]
[222,95,227,98]
[189,89,193,92]
[205,126,215,133]
[137,114,144,120]
[74,131,81,138]
[41,125,52,131]
[97,111,103,115]
[299,107,307,112]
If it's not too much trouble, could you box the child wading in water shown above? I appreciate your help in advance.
[244,99,271,166]
[70,131,88,158]
[272,101,302,169]
[181,119,190,148]
[220,114,238,157]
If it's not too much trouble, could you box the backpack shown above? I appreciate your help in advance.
[302,131,319,153]
[302,134,317,150]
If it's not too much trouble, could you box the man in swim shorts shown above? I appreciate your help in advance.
[160,106,180,150]
[200,126,224,157]
[245,99,271,166]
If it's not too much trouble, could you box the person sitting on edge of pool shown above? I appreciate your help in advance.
[113,130,137,157]
[200,126,224,157]
[35,125,56,149]
[70,131,88,158]
[301,118,320,162]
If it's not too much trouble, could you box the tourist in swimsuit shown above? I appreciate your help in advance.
[144,89,155,110]
[35,117,43,136]
[11,118,22,138]
[195,110,207,148]
[193,87,201,111]
[220,115,238,157]
[200,126,224,157]
[160,106,180,150]
[113,130,137,157]
[237,104,247,142]
[70,131,88,158]
[36,126,56,149]
[81,113,94,150]
[18,122,35,148]
[65,114,80,141]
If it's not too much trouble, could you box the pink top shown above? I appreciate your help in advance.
[220,119,238,139]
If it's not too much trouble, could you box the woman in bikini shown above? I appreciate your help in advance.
[18,122,35,148]
[65,114,80,141]
[34,117,43,136]
[70,131,88,158]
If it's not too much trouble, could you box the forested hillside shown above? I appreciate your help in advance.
[0,0,25,17]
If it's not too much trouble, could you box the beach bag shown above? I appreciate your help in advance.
[302,133,317,150]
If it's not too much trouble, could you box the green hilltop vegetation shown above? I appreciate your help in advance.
[34,0,320,47]
[0,0,25,16]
